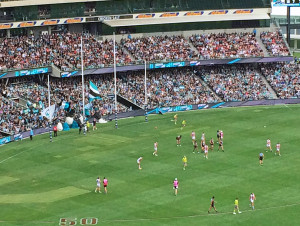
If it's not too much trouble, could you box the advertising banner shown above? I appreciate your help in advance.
[0,136,11,145]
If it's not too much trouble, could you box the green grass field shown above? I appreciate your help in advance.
[1,105,300,226]
[293,51,300,59]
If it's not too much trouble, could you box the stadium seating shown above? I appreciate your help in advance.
[199,65,272,101]
[260,31,290,56]
[260,63,300,99]
[0,30,291,72]
[189,32,264,59]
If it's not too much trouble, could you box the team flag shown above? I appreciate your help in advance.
[89,81,102,101]
[41,104,55,120]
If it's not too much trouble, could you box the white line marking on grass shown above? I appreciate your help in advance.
[0,150,27,164]
[99,202,300,222]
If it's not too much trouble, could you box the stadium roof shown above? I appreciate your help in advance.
[104,8,270,27]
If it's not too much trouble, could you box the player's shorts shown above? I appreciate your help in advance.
[276,148,280,152]
[97,184,101,187]
[235,205,238,209]
[250,199,254,203]
[174,186,178,189]
[192,137,195,141]
[217,135,220,139]
[219,143,222,146]
[211,203,215,208]
[154,148,157,151]
[259,156,263,160]
[205,151,208,154]
[267,144,270,147]
[104,185,107,188]
[137,160,140,164]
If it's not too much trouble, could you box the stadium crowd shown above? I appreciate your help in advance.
[118,68,219,108]
[260,31,290,56]
[0,31,292,72]
[199,65,272,101]
[0,33,131,72]
[189,32,264,59]
[260,63,300,99]
[122,35,197,62]
[1,61,300,134]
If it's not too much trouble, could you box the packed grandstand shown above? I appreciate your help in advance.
[0,0,299,139]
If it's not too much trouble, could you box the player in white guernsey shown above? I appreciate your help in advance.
[137,157,143,170]
[153,142,158,156]
[266,139,272,152]
[191,131,196,145]
[275,142,281,156]
[204,145,209,159]
[249,193,256,210]
[95,177,101,193]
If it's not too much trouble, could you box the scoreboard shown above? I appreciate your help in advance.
[273,0,300,6]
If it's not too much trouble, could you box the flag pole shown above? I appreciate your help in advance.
[81,35,86,135]
[48,74,52,142]
[144,60,148,122]
[113,32,118,129]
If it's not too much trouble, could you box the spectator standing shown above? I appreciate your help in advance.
[30,128,34,141]
[53,125,58,137]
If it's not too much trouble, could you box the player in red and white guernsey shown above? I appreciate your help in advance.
[153,142,158,156]
[220,130,224,141]
[249,193,256,210]
[191,131,196,145]
[275,142,281,156]
[204,145,209,159]
[266,139,272,152]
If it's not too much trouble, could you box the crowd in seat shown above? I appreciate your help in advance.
[260,31,290,56]
[1,30,292,73]
[118,68,219,108]
[1,60,299,134]
[122,35,197,62]
[260,63,300,99]
[0,33,131,72]
[199,65,272,101]
[189,32,264,59]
